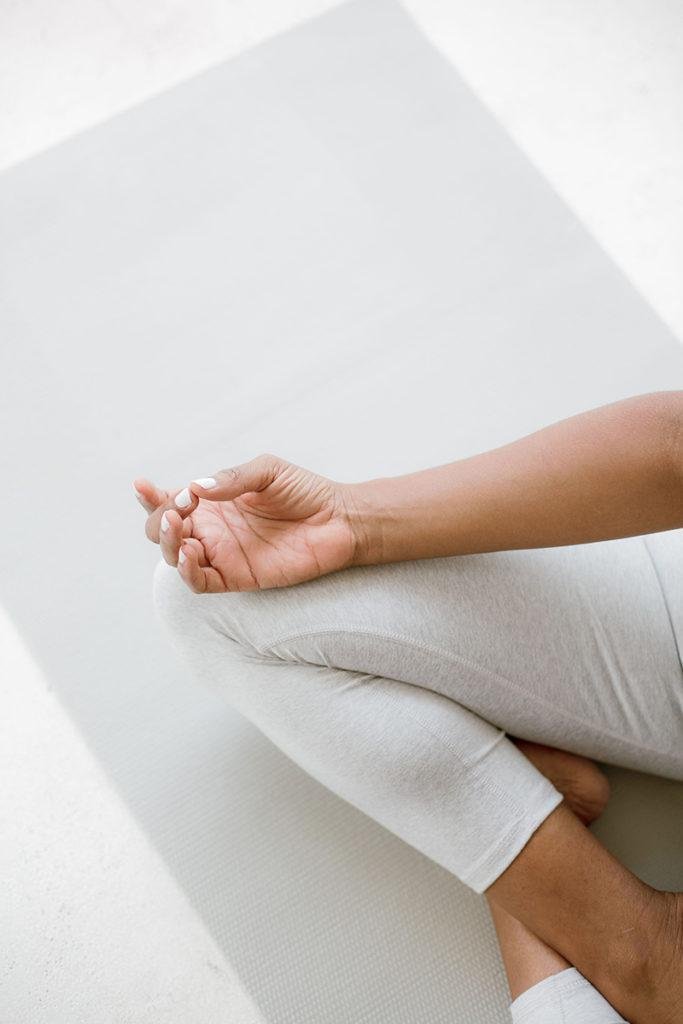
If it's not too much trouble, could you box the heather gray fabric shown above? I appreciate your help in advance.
[153,528,682,1020]
[510,968,627,1024]
[153,527,683,895]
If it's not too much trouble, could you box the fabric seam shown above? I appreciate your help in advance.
[259,622,680,764]
[461,788,564,892]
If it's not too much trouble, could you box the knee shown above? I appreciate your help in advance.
[151,557,277,656]
[152,561,261,706]
[152,558,247,678]
[152,557,200,636]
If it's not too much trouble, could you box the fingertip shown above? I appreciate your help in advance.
[177,542,202,593]
[135,478,161,515]
[177,540,197,574]
[189,476,225,502]
[174,487,197,511]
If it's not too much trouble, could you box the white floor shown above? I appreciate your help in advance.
[0,609,264,1024]
[2,0,682,342]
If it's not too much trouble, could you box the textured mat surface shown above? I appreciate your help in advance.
[1,1,682,1021]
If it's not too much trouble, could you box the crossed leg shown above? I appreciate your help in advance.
[153,530,683,1022]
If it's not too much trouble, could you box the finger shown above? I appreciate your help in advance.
[133,477,167,514]
[158,508,183,566]
[181,530,210,565]
[145,487,199,543]
[188,453,283,503]
[177,540,227,594]
[181,536,210,567]
[171,485,199,515]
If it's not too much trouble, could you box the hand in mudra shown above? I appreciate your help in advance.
[135,454,360,593]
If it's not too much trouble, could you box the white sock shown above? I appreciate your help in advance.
[509,967,628,1023]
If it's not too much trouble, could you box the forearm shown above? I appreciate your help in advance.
[345,391,682,565]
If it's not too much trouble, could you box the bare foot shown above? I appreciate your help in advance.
[510,737,610,824]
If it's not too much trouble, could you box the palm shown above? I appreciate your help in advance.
[185,484,355,591]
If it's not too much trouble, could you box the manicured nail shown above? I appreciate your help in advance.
[175,488,192,509]
[160,512,170,533]
[192,477,217,490]
[178,548,186,564]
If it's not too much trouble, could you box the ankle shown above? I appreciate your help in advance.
[607,890,683,1002]
[510,738,610,825]
[651,892,683,990]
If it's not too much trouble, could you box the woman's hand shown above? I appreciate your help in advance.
[134,454,362,593]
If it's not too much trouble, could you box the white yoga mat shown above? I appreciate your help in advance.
[1,1,681,1021]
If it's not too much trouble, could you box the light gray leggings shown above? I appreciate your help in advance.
[153,528,682,1023]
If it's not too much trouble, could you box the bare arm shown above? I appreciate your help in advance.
[346,391,683,566]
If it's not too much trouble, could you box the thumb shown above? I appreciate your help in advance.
[188,453,284,502]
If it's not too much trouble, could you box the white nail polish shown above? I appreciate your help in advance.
[175,488,192,509]
[178,548,186,564]
[192,477,217,490]
[160,511,170,532]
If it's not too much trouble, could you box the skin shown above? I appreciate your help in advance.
[489,740,610,1001]
[488,899,573,1001]
[136,389,683,1021]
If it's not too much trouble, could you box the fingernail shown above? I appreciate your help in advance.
[178,548,186,564]
[175,488,192,509]
[192,477,217,490]
[134,487,143,500]
[161,511,170,532]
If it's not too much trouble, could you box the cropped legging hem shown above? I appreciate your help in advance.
[447,754,564,893]
[152,530,683,895]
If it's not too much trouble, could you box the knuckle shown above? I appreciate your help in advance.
[257,452,284,476]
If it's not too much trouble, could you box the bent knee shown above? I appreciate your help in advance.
[152,558,247,669]
[153,558,202,635]
[152,557,280,655]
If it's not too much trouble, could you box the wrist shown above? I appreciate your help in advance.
[338,479,390,567]
[339,462,472,567]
